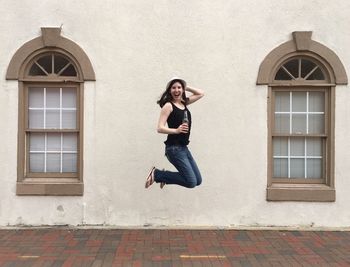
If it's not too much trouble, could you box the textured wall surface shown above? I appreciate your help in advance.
[0,0,350,227]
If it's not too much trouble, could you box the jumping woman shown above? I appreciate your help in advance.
[145,78,204,189]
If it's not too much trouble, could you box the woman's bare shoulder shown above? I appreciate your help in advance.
[162,102,173,110]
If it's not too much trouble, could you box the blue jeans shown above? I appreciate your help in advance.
[154,145,202,188]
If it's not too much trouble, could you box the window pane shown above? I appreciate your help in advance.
[62,154,77,172]
[29,63,47,76]
[62,88,76,108]
[62,110,76,129]
[29,133,45,151]
[47,153,60,172]
[273,158,288,177]
[47,133,61,151]
[46,110,60,128]
[292,114,306,134]
[283,59,299,78]
[37,55,52,74]
[275,92,289,112]
[301,59,316,78]
[306,68,325,80]
[60,64,77,76]
[29,153,45,172]
[292,92,306,112]
[274,114,289,134]
[29,110,44,128]
[309,92,324,112]
[309,114,324,134]
[29,88,44,108]
[275,68,292,80]
[63,133,77,151]
[307,138,322,157]
[46,88,60,108]
[54,55,69,74]
[290,159,304,178]
[307,159,322,178]
[290,138,304,156]
[273,137,288,156]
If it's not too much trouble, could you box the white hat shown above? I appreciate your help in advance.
[166,77,187,89]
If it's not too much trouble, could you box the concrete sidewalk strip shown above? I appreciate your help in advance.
[0,228,349,266]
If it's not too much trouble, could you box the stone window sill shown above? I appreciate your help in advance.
[16,181,83,196]
[267,183,335,202]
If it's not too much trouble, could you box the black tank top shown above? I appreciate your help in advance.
[164,102,192,146]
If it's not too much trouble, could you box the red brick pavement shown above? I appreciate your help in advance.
[0,228,349,266]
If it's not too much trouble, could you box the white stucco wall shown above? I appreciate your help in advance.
[1,0,350,227]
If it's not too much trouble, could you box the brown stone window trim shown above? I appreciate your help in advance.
[257,32,347,202]
[7,27,95,81]
[7,27,95,196]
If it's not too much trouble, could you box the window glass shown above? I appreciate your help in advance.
[47,133,61,151]
[301,59,316,78]
[29,132,78,173]
[62,88,76,108]
[28,53,77,77]
[306,68,324,80]
[275,92,290,112]
[272,137,324,179]
[28,87,77,130]
[309,114,324,134]
[63,154,77,172]
[29,153,45,172]
[290,138,304,156]
[29,88,44,108]
[273,137,288,156]
[307,159,322,178]
[275,69,292,80]
[292,92,306,112]
[37,55,52,74]
[28,86,78,173]
[292,114,307,134]
[307,138,322,156]
[61,64,77,76]
[29,133,45,151]
[54,55,69,74]
[309,92,324,112]
[47,154,61,172]
[274,58,325,81]
[46,88,60,108]
[273,91,326,179]
[29,64,47,76]
[273,158,288,177]
[274,114,289,134]
[283,59,298,78]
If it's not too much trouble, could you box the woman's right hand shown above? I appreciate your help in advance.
[176,123,189,134]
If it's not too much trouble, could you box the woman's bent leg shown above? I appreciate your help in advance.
[186,148,202,186]
[154,146,197,188]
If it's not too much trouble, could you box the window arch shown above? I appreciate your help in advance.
[28,52,78,77]
[257,31,347,85]
[8,28,95,196]
[257,32,347,202]
[274,57,326,81]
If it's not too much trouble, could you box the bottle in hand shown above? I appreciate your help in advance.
[183,110,189,124]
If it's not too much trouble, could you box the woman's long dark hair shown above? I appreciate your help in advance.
[157,79,188,108]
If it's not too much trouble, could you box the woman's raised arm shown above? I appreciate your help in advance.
[186,86,204,105]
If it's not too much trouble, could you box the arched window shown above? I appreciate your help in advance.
[257,32,347,202]
[28,53,78,77]
[274,57,326,81]
[7,28,95,195]
[272,57,328,182]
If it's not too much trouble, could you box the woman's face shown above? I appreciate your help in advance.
[170,82,184,101]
